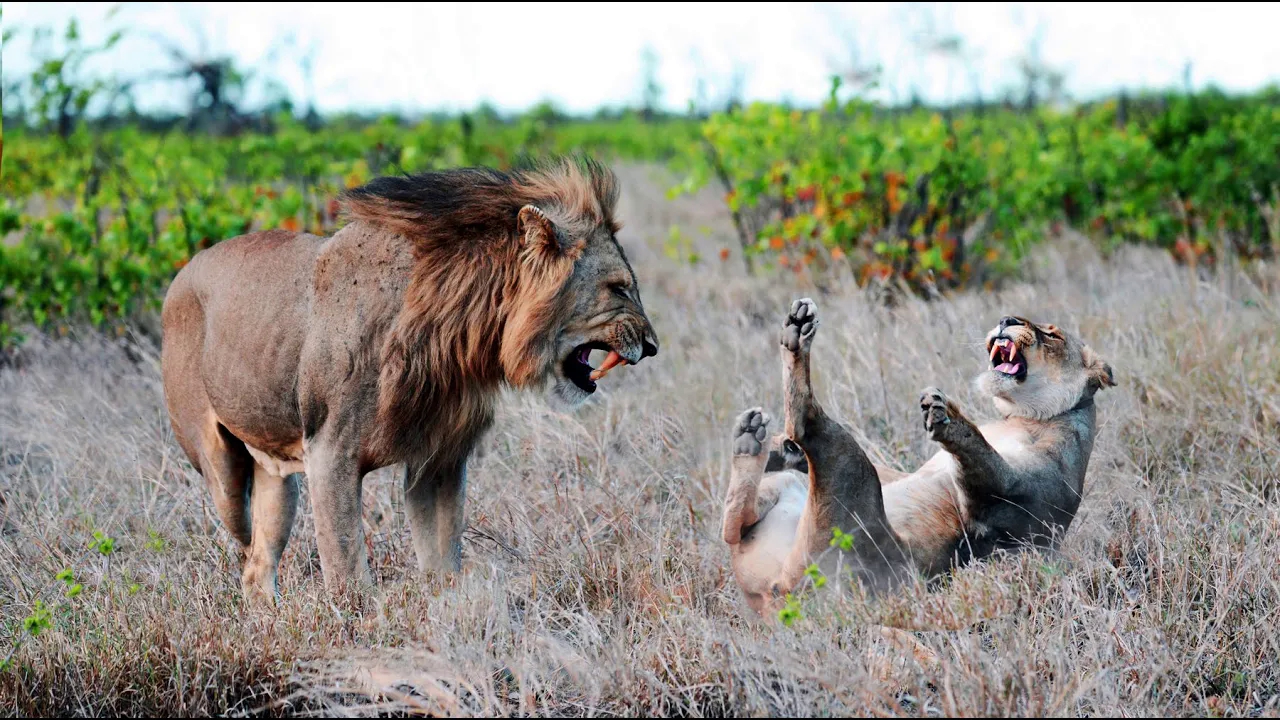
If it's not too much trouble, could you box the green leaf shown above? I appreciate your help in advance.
[90,530,116,556]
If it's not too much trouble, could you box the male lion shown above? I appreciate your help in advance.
[723,299,1114,615]
[161,158,658,601]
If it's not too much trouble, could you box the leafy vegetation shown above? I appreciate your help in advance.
[0,115,699,347]
[5,86,1280,346]
[675,80,1280,288]
[3,16,1278,345]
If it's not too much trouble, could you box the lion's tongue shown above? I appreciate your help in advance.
[589,350,627,381]
[996,361,1022,375]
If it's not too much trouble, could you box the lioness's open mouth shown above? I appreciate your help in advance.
[564,341,630,393]
[989,337,1028,381]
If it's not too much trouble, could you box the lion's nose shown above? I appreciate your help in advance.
[641,331,659,359]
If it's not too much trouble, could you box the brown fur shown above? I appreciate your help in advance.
[723,303,1114,619]
[161,158,657,601]
[341,161,625,467]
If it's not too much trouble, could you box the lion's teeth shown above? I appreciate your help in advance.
[589,350,626,381]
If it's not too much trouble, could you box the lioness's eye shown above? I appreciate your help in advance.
[1035,327,1063,344]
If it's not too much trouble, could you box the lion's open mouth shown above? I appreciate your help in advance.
[564,341,630,393]
[990,337,1027,381]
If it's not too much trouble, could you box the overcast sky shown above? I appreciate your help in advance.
[4,2,1280,115]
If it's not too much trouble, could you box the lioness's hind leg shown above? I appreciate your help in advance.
[774,298,907,596]
[780,298,819,442]
[242,464,300,604]
[722,408,771,545]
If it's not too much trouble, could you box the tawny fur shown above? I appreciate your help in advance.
[722,303,1114,617]
[161,158,657,602]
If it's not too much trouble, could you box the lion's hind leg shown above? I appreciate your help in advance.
[241,463,300,603]
[193,421,255,548]
[161,277,253,548]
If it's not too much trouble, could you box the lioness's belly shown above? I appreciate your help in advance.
[732,470,807,598]
[736,461,969,587]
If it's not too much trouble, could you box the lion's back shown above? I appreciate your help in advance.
[175,229,322,297]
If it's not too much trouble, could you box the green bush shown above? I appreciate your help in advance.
[675,82,1280,288]
[0,115,699,346]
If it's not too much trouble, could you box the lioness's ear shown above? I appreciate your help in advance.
[518,205,560,253]
[1082,345,1116,391]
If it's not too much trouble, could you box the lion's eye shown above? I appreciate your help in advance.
[611,284,631,300]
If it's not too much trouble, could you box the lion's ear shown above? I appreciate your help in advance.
[1082,345,1116,391]
[518,205,561,255]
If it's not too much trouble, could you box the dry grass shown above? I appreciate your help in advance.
[2,165,1279,717]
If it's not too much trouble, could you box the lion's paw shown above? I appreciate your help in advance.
[781,298,819,355]
[733,407,771,457]
[920,387,952,440]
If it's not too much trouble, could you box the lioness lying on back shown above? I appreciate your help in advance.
[723,300,1115,614]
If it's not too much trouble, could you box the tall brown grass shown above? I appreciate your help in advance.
[1,166,1277,716]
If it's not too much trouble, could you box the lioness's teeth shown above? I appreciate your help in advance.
[991,343,1000,362]
[589,350,626,381]
[1009,343,1018,360]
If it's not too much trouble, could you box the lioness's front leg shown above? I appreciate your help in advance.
[404,458,468,574]
[920,386,1011,498]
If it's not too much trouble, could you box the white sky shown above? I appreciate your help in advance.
[4,2,1280,114]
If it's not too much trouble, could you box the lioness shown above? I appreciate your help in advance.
[162,158,658,601]
[723,300,1114,614]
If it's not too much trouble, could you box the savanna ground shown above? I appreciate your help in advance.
[1,165,1278,717]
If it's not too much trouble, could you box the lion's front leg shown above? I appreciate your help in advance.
[920,386,1011,497]
[405,458,468,574]
[241,464,300,604]
[303,436,372,593]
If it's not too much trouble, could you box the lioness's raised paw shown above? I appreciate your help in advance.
[781,298,819,355]
[733,407,771,456]
[920,387,953,440]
